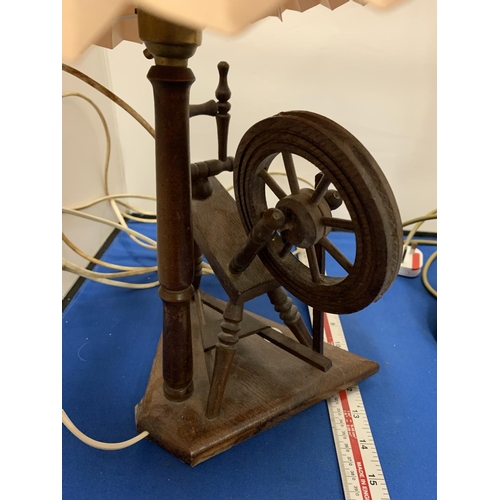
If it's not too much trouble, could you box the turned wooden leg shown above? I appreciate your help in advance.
[205,301,243,419]
[268,287,312,348]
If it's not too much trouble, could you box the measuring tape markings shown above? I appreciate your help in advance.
[306,306,390,500]
[327,317,376,500]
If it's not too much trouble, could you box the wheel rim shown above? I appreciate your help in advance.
[234,111,402,314]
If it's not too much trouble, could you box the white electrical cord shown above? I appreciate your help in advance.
[402,209,437,298]
[69,193,156,214]
[402,209,437,257]
[62,410,149,451]
[62,259,160,289]
[62,233,155,273]
[66,93,155,250]
[62,91,158,289]
[421,250,437,298]
[63,86,160,450]
[63,63,156,139]
[63,208,157,245]
[225,170,315,193]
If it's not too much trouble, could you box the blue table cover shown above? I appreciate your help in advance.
[63,221,437,499]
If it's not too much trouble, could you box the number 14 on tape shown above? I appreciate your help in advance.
[312,309,390,500]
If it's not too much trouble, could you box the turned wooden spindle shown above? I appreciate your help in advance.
[205,301,243,419]
[215,62,231,161]
[268,287,313,348]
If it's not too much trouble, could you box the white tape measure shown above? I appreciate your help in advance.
[319,311,390,500]
[296,249,389,499]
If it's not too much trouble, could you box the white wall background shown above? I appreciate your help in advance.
[62,0,436,296]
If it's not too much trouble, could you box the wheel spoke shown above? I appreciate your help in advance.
[306,246,322,283]
[279,238,293,258]
[282,152,300,194]
[259,170,287,199]
[309,174,331,206]
[315,243,326,274]
[319,237,353,273]
[321,217,354,231]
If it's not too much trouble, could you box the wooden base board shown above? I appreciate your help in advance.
[135,293,379,466]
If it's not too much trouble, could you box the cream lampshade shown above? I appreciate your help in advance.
[62,0,403,61]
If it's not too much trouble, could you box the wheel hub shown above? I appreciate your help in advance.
[276,188,332,248]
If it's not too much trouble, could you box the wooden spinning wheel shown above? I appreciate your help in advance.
[234,111,403,314]
[61,1,416,470]
[128,12,405,466]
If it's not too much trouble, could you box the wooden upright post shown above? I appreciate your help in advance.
[138,10,201,401]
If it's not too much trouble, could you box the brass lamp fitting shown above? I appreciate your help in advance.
[137,9,202,66]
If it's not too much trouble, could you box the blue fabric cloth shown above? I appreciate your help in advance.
[63,222,436,499]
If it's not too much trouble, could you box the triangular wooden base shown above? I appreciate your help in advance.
[135,293,378,466]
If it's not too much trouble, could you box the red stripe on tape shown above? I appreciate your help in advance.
[324,312,334,345]
[340,391,373,500]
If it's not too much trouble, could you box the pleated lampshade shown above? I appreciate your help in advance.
[62,0,402,61]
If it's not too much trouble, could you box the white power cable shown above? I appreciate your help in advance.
[62,208,157,247]
[62,232,156,273]
[62,410,149,451]
[68,193,156,213]
[62,259,160,289]
[225,170,315,193]
[402,209,437,298]
[62,91,157,285]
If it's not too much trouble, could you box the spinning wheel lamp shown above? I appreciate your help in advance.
[63,0,404,465]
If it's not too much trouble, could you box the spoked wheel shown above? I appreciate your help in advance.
[234,111,403,314]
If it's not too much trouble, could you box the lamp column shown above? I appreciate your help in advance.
[138,10,201,401]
